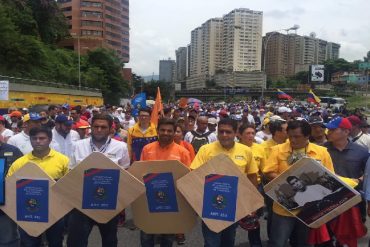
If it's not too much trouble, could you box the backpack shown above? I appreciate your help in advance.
[190,130,211,153]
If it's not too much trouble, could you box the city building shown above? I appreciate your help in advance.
[263,32,340,81]
[175,47,187,81]
[331,71,369,85]
[186,8,264,90]
[159,59,176,83]
[57,0,130,62]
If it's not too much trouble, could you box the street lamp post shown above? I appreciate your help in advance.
[71,33,81,90]
[262,25,300,101]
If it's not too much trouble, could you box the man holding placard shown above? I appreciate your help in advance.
[263,119,334,247]
[190,118,258,247]
[67,113,130,247]
[0,137,23,246]
[7,126,69,247]
[140,117,191,247]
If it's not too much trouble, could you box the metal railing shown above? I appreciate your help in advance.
[0,74,101,93]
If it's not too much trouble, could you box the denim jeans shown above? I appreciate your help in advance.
[268,212,311,247]
[248,227,262,247]
[20,218,64,247]
[67,209,118,247]
[201,221,238,247]
[0,214,20,247]
[140,231,174,247]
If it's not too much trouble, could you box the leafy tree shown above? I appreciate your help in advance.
[364,51,370,62]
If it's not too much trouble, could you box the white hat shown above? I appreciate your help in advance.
[278,106,292,113]
[208,118,218,125]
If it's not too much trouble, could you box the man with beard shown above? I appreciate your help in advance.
[140,118,191,246]
[67,113,130,247]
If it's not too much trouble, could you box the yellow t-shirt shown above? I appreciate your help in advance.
[190,141,258,175]
[260,139,278,159]
[250,143,266,184]
[7,149,69,180]
[263,142,334,217]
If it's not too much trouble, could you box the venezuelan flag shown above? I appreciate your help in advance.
[277,89,293,100]
[307,89,321,104]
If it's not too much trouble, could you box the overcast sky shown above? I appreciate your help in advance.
[127,0,370,76]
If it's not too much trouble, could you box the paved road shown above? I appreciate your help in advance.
[87,207,370,246]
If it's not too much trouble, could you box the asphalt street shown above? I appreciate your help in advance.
[87,207,370,247]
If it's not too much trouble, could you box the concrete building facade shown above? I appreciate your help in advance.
[264,32,340,81]
[57,0,130,62]
[175,47,187,81]
[159,59,176,83]
[186,8,264,90]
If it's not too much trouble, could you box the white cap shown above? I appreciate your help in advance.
[278,106,292,113]
[208,118,218,125]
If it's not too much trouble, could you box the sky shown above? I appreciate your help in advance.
[127,0,370,76]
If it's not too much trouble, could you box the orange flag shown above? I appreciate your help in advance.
[151,87,163,126]
[179,97,188,109]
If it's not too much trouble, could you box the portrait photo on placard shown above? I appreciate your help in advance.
[265,160,358,225]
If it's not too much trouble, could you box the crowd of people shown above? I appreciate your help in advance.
[1,100,370,247]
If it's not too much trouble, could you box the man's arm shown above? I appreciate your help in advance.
[247,173,258,187]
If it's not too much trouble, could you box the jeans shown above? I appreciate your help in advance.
[268,212,311,247]
[67,209,118,247]
[0,214,20,247]
[201,221,238,247]
[140,231,174,247]
[20,218,64,247]
[248,227,262,247]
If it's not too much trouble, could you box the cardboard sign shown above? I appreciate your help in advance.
[264,157,361,228]
[128,160,197,234]
[177,154,264,233]
[52,152,145,223]
[0,163,72,237]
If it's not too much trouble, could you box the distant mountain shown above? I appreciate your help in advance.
[142,75,159,82]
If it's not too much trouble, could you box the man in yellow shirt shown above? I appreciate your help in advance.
[8,126,69,247]
[191,118,258,247]
[263,119,334,247]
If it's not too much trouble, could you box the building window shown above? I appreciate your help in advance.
[81,1,102,7]
[107,40,120,46]
[106,23,120,30]
[61,6,72,11]
[106,31,121,39]
[81,30,103,36]
[81,20,103,27]
[81,11,102,18]
[57,0,71,3]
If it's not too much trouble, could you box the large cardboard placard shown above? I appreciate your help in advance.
[264,157,361,228]
[52,152,145,223]
[0,163,72,237]
[128,160,197,234]
[177,154,264,233]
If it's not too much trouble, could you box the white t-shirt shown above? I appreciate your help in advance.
[8,131,32,154]
[294,184,332,207]
[1,128,13,140]
[70,137,130,169]
[51,128,80,160]
[256,131,272,141]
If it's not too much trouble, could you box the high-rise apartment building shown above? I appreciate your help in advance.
[186,8,264,89]
[57,0,130,62]
[222,9,263,72]
[175,47,187,81]
[264,32,340,81]
[159,59,176,83]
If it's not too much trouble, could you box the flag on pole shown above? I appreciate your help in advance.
[277,89,293,100]
[307,89,321,104]
[151,87,163,126]
[131,92,147,117]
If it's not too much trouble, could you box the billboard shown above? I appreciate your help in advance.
[311,65,325,82]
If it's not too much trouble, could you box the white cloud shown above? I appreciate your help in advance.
[127,0,370,76]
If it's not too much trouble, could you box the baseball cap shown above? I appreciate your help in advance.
[346,115,361,126]
[278,106,292,113]
[55,115,73,126]
[219,110,228,117]
[23,113,42,122]
[9,111,22,118]
[208,118,218,125]
[308,116,325,127]
[62,103,70,109]
[75,121,90,129]
[325,117,352,130]
[269,115,286,123]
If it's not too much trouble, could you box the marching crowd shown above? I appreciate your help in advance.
[1,100,370,247]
